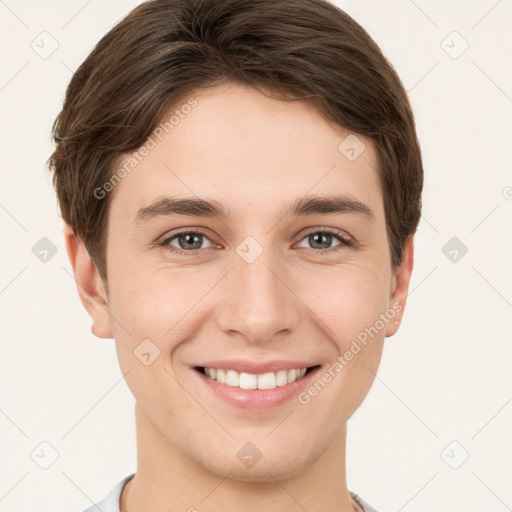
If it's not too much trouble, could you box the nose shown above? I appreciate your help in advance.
[215,244,302,345]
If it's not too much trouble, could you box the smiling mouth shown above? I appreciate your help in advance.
[194,365,320,390]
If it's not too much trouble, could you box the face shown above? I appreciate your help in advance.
[72,82,413,482]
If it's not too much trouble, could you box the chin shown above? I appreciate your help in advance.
[195,449,311,483]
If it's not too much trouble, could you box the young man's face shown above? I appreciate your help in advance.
[72,82,413,481]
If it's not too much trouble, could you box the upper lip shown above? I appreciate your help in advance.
[195,360,318,374]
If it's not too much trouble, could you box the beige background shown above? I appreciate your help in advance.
[0,1,511,510]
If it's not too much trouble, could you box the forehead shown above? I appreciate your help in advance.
[111,83,383,222]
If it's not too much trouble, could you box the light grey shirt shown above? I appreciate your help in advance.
[81,474,381,512]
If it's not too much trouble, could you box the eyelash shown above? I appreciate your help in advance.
[159,227,353,256]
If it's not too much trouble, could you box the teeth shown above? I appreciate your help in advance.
[257,372,276,389]
[225,370,239,387]
[275,369,288,386]
[202,367,309,389]
[239,372,258,389]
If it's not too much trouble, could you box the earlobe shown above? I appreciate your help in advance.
[385,235,415,338]
[64,226,113,339]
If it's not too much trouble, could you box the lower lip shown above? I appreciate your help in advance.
[193,367,321,409]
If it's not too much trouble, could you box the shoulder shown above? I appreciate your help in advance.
[80,474,135,512]
[350,491,382,512]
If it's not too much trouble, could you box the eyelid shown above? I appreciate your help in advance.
[159,228,216,250]
[297,226,353,244]
[293,228,353,254]
[159,226,353,255]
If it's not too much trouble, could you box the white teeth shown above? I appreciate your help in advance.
[225,370,239,387]
[239,372,258,389]
[257,372,276,390]
[275,369,288,386]
[202,367,309,389]
[216,369,226,384]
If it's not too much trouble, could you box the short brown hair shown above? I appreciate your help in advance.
[48,0,423,284]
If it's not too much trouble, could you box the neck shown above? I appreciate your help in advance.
[120,403,360,512]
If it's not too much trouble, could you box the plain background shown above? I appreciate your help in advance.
[1,1,511,511]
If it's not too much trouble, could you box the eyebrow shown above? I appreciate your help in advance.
[134,194,375,224]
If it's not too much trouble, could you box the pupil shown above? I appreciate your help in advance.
[310,233,331,249]
[180,233,202,250]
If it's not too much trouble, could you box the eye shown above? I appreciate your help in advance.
[159,227,352,256]
[295,228,352,253]
[160,229,214,254]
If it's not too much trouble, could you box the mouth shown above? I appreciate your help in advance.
[194,365,319,390]
[192,363,322,409]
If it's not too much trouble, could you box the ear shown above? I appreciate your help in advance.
[385,234,415,338]
[64,226,113,339]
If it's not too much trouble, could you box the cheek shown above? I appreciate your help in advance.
[109,263,204,340]
[107,271,195,422]
[297,262,390,346]
[109,251,390,355]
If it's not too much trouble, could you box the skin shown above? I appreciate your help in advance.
[65,82,414,512]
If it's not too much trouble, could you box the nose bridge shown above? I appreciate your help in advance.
[216,237,300,344]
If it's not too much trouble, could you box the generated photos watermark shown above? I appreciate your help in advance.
[297,301,403,405]
[93,97,198,200]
